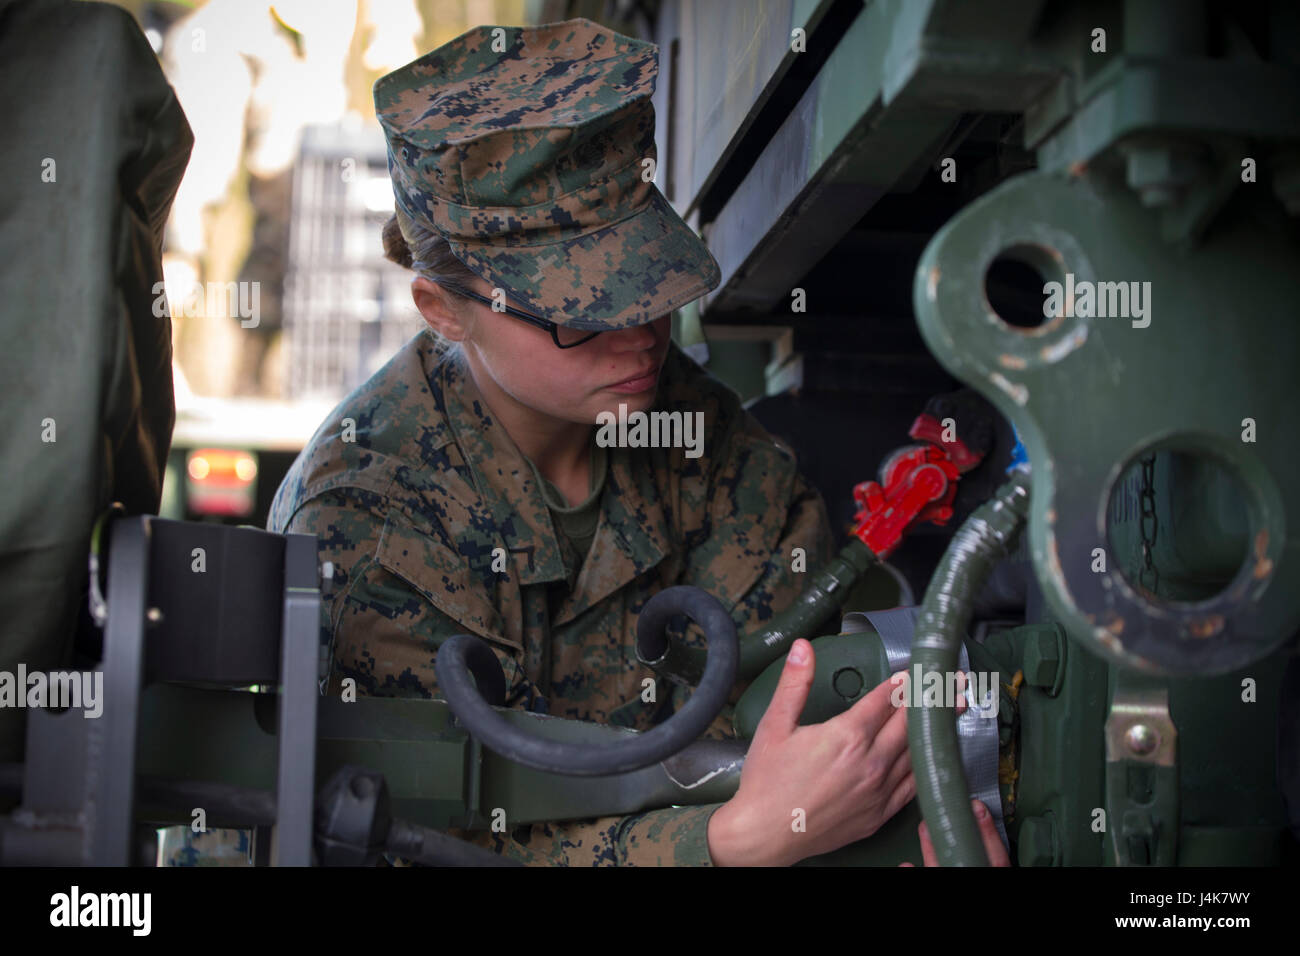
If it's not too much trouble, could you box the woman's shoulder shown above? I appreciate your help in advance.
[268,332,469,530]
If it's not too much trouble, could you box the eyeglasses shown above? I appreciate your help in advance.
[427,277,603,349]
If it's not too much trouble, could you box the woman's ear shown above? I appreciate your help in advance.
[412,276,472,342]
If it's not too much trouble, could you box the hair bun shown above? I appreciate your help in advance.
[382,213,414,269]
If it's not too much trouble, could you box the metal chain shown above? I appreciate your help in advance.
[1138,454,1159,595]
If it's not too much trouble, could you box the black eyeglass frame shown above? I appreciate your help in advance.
[427,277,603,349]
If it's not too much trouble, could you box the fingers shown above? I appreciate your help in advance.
[867,695,910,767]
[916,800,1010,867]
[972,799,1011,866]
[751,639,816,745]
[883,740,914,793]
[882,771,916,821]
[835,673,903,743]
[918,819,938,867]
[850,668,960,769]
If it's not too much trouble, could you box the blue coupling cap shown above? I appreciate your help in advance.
[1006,423,1030,475]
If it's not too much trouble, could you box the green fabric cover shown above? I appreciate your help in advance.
[0,0,192,761]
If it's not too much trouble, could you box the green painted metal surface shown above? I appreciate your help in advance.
[135,0,1300,864]
[134,686,741,830]
[1012,623,1292,866]
[11,0,1298,868]
[913,169,1298,676]
[730,616,1292,865]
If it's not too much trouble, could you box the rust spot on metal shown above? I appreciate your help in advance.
[1068,160,1087,178]
[1040,323,1088,363]
[1094,627,1124,656]
[1046,508,1056,525]
[1253,529,1273,580]
[1188,615,1225,639]
[1106,616,1125,636]
[989,372,1028,406]
[999,354,1028,370]
[926,266,940,301]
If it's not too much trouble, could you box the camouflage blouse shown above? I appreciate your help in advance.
[268,330,834,865]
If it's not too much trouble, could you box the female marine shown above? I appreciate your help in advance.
[270,18,920,866]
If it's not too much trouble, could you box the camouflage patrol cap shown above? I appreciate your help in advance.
[374,17,721,332]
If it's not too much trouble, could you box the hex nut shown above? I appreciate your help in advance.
[1022,626,1061,689]
[1017,814,1057,866]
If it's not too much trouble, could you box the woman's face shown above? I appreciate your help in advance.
[413,274,673,427]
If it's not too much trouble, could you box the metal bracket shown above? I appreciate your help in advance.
[914,169,1297,676]
[1104,678,1178,866]
[271,533,321,866]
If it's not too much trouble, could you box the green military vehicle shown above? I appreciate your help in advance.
[1,0,1296,880]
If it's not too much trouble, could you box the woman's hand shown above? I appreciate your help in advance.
[708,638,943,866]
[900,799,1011,866]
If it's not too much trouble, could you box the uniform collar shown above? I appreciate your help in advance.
[431,344,673,609]
[553,442,671,626]
[439,348,568,585]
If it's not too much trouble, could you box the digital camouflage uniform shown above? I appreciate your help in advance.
[156,826,252,867]
[375,18,719,332]
[266,17,836,865]
[268,335,834,865]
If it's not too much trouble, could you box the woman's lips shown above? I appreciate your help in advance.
[606,367,660,393]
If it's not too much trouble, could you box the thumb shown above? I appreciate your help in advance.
[752,639,816,744]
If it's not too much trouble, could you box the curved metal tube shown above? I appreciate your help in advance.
[435,586,737,776]
[909,471,1030,866]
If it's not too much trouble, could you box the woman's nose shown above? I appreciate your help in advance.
[606,315,666,349]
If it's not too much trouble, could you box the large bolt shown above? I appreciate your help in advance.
[1021,624,1062,691]
[1017,813,1058,866]
[1124,142,1205,208]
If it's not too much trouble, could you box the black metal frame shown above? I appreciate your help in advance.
[0,515,320,866]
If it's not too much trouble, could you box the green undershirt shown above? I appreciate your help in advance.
[526,437,608,563]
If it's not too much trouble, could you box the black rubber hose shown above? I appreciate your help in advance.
[450,630,507,707]
[909,471,1030,866]
[436,586,737,776]
[639,539,877,686]
[386,819,522,867]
